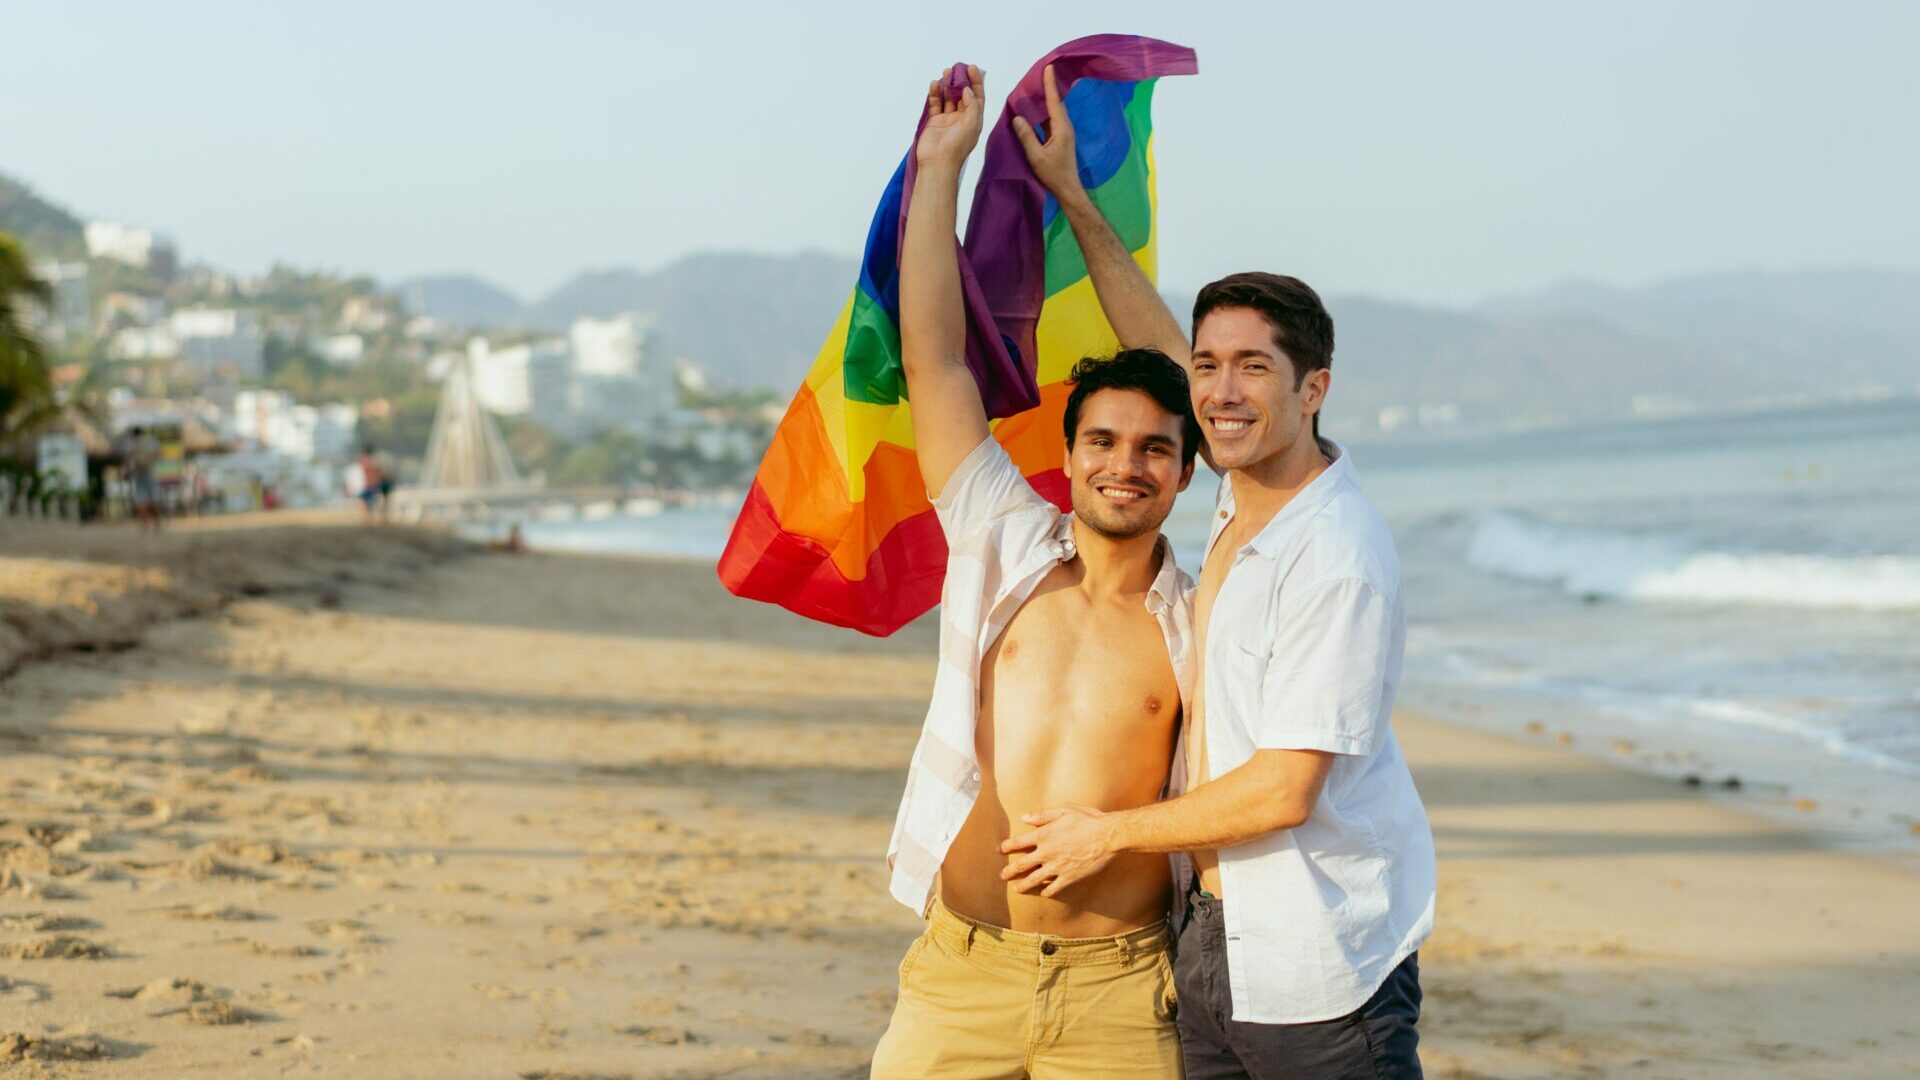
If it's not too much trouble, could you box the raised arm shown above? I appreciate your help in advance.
[900,65,991,499]
[1012,64,1190,368]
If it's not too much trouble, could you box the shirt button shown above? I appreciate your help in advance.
[1218,510,1228,519]
[1040,941,1057,956]
[970,771,982,784]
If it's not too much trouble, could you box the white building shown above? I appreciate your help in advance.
[571,314,650,377]
[568,314,676,434]
[84,221,177,276]
[468,337,571,424]
[170,307,265,379]
[313,333,366,366]
[229,390,358,463]
[109,325,180,361]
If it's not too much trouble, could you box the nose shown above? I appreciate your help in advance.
[1114,444,1152,479]
[1207,365,1245,408]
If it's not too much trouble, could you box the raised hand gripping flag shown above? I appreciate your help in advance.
[719,34,1197,635]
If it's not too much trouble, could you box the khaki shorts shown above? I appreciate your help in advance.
[870,899,1182,1079]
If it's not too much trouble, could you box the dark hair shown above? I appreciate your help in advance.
[1062,348,1202,467]
[1193,272,1335,436]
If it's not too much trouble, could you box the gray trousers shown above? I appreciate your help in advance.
[1174,893,1423,1079]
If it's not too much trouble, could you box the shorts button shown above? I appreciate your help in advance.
[1040,941,1057,956]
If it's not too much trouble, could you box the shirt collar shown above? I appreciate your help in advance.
[1216,438,1355,558]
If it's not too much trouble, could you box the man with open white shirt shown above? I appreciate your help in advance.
[868,66,1208,1079]
[1002,273,1436,1077]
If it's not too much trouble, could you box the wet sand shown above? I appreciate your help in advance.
[2,515,1915,1078]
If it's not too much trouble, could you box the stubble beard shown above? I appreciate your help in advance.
[1070,478,1166,541]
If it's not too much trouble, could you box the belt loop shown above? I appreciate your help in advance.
[1118,935,1134,967]
[963,923,975,956]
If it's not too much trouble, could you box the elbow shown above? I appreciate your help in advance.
[1262,800,1312,834]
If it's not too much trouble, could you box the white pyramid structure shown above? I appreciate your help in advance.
[418,352,527,492]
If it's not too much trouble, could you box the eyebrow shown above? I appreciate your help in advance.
[1083,427,1178,447]
[1189,348,1278,361]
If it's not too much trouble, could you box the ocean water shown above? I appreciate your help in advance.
[499,397,1920,847]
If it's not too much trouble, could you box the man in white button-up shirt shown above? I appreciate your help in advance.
[869,66,1212,1080]
[1003,273,1437,1078]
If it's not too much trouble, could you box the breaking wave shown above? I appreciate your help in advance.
[1464,511,1920,611]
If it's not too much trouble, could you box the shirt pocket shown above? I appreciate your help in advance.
[1219,642,1270,736]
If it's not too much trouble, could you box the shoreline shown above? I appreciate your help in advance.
[3,518,1916,1076]
[516,542,1920,869]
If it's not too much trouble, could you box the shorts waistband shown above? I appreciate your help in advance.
[927,899,1169,965]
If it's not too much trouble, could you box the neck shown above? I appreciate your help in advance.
[1229,432,1331,525]
[1067,517,1165,600]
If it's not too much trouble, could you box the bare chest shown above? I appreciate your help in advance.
[979,573,1176,735]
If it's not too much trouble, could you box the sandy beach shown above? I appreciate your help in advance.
[2,515,1916,1079]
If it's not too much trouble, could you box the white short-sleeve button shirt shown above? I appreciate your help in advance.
[1189,440,1437,1024]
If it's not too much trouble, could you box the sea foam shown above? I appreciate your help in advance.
[1465,511,1920,611]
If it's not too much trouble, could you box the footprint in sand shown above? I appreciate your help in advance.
[213,936,326,959]
[0,912,98,933]
[0,867,81,900]
[0,1032,112,1062]
[0,934,114,960]
[148,901,269,922]
[0,976,51,1004]
[105,978,267,1025]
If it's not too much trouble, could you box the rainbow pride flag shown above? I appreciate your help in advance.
[718,35,1197,635]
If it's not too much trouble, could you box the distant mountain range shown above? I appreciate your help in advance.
[396,251,857,390]
[7,166,1913,433]
[409,259,1919,432]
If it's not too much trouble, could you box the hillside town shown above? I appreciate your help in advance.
[2,177,772,523]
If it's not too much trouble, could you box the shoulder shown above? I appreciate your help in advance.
[1292,483,1400,595]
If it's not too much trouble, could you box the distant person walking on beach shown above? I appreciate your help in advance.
[1000,272,1437,1077]
[868,66,1205,1079]
[123,426,162,532]
[356,444,385,521]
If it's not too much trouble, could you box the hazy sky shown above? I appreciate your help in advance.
[4,1,1916,306]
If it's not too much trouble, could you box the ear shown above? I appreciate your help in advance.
[1061,437,1075,482]
[1176,457,1195,494]
[1302,369,1332,415]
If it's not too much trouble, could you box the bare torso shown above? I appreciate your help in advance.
[938,560,1182,936]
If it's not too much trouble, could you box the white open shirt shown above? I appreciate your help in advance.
[1185,440,1436,1024]
[885,436,1195,914]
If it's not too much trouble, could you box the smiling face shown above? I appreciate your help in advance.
[1063,387,1194,540]
[1190,306,1330,475]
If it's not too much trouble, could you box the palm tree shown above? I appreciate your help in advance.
[0,230,57,449]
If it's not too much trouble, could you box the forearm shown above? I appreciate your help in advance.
[900,165,968,378]
[1106,752,1321,855]
[1057,187,1190,365]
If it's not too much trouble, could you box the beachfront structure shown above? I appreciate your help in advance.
[170,306,265,379]
[418,350,527,493]
[230,390,358,464]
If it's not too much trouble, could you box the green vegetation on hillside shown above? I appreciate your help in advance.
[0,175,85,260]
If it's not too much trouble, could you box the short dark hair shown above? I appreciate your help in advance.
[1062,348,1202,467]
[1193,272,1334,436]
